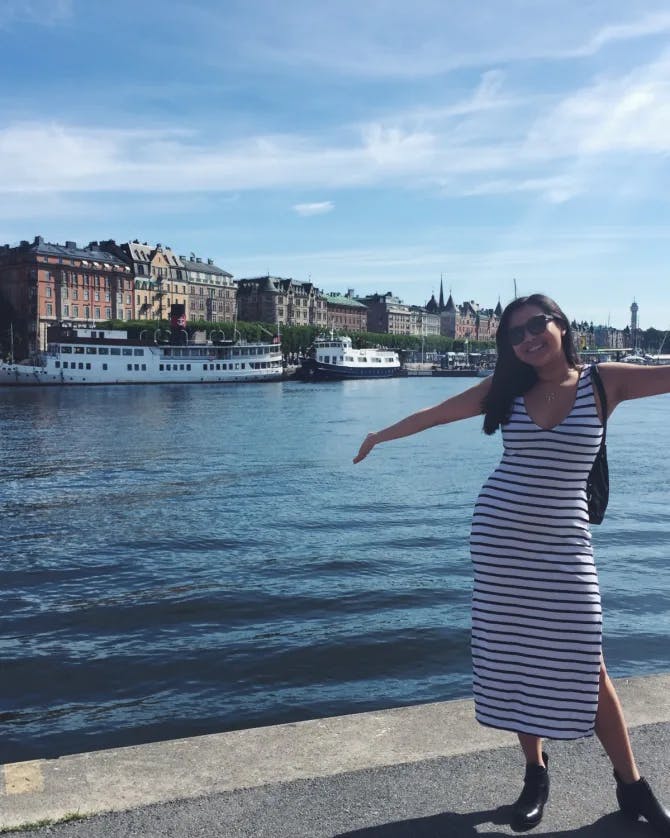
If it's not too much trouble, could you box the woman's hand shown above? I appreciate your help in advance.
[353,432,379,464]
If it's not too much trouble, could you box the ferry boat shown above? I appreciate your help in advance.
[0,323,284,386]
[299,334,400,380]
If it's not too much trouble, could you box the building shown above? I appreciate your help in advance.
[409,305,441,336]
[0,236,132,354]
[323,292,368,332]
[100,240,188,322]
[431,281,501,341]
[236,276,327,328]
[357,292,411,334]
[180,255,236,323]
[593,325,625,350]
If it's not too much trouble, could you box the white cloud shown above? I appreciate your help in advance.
[1,46,669,204]
[293,201,334,216]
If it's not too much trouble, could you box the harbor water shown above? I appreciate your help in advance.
[2,378,670,764]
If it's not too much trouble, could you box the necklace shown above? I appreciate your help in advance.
[545,391,557,403]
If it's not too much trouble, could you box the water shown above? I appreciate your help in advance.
[1,379,669,764]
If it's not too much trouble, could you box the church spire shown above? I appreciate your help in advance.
[438,275,445,311]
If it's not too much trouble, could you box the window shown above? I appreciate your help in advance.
[94,291,100,302]
[55,361,60,368]
[63,304,69,316]
[75,347,85,354]
[102,363,108,370]
[94,308,101,319]
[110,347,121,355]
[46,303,53,316]
[86,347,97,355]
[98,347,108,355]
[85,363,91,370]
[62,346,72,354]
[46,286,52,298]
[62,362,68,369]
[84,307,90,319]
[105,307,111,318]
[122,348,132,356]
[84,290,89,301]
[133,349,144,356]
[78,362,84,369]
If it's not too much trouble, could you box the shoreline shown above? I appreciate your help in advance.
[2,672,670,832]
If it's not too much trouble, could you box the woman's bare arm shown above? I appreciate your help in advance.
[597,362,670,414]
[353,376,492,463]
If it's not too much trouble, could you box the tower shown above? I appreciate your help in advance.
[630,300,639,349]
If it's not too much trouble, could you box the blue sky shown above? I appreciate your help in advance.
[1,0,669,330]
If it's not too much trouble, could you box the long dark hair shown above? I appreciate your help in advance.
[482,294,580,435]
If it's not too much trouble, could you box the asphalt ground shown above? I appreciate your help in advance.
[2,673,670,837]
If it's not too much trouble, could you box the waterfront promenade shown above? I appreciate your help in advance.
[2,673,670,836]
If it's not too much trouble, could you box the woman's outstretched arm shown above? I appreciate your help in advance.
[353,376,492,463]
[597,362,670,415]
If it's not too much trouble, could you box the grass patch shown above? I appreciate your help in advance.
[0,812,88,834]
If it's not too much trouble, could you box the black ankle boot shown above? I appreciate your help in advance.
[511,752,549,831]
[615,771,670,836]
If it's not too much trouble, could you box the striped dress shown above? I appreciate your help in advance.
[470,365,603,739]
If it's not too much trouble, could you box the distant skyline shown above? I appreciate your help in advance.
[1,1,669,330]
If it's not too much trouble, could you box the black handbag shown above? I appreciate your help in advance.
[586,364,609,524]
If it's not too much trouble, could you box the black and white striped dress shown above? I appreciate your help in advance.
[470,366,603,739]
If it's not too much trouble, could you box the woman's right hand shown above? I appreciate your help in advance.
[353,432,379,464]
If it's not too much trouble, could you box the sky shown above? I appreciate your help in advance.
[1,0,669,330]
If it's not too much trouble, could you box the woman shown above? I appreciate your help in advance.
[354,294,670,834]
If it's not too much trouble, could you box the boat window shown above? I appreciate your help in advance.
[123,348,132,356]
[78,362,84,369]
[186,364,191,371]
[102,364,108,371]
[98,347,109,355]
[216,364,221,370]
[110,348,121,355]
[202,364,208,371]
[62,362,68,369]
[75,347,85,354]
[241,363,245,369]
[141,364,146,371]
[55,361,60,368]
[323,356,330,363]
[127,364,132,371]
[134,349,144,356]
[86,347,97,354]
[61,346,72,353]
[86,363,91,370]
[160,364,164,371]
[134,364,140,371]
[235,363,239,369]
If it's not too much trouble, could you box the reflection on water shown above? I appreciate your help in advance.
[1,380,669,762]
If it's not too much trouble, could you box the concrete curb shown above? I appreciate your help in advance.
[2,673,669,831]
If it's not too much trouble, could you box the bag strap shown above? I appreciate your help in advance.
[590,364,608,442]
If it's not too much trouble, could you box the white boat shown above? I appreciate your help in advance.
[0,324,284,386]
[300,334,400,380]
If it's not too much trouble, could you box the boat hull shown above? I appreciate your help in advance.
[300,359,400,380]
[0,364,284,386]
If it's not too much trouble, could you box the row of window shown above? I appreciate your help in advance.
[59,346,145,356]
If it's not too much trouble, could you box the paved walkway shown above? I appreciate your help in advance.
[2,673,670,836]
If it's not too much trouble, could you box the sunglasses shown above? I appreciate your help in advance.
[508,314,556,346]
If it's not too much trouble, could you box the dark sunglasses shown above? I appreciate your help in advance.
[508,314,556,346]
